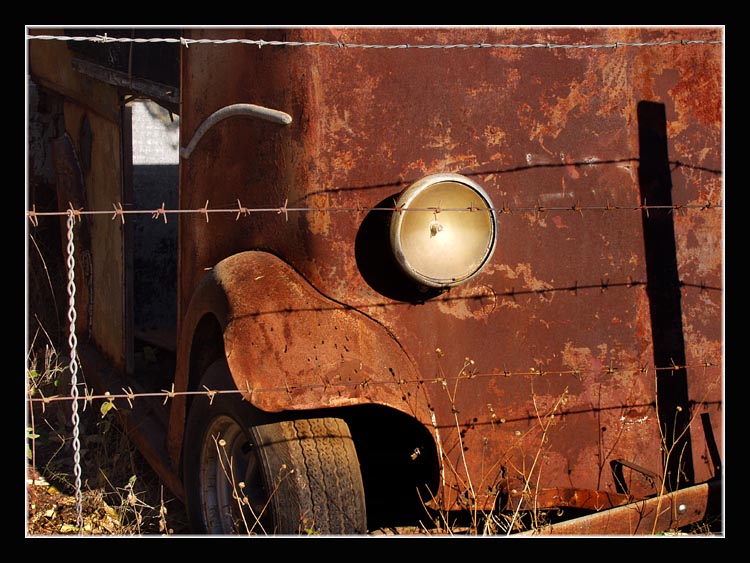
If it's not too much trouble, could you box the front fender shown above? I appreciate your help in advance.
[168,251,429,465]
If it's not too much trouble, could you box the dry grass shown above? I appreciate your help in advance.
[25,339,721,537]
[25,326,720,537]
[25,341,189,536]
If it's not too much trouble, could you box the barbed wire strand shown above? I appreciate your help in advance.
[27,360,721,408]
[65,210,84,535]
[26,200,723,225]
[25,34,723,50]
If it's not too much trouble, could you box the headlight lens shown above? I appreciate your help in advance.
[390,173,497,288]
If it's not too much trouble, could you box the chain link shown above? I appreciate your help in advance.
[66,210,84,535]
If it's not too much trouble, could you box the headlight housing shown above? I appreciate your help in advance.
[390,173,497,289]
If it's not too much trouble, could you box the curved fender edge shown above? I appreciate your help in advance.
[167,251,428,467]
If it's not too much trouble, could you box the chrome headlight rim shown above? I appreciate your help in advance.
[390,173,497,289]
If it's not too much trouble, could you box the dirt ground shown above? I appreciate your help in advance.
[25,464,433,537]
[26,453,190,536]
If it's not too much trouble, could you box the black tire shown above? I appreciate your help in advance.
[182,359,368,535]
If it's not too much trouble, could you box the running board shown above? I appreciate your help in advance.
[515,479,722,536]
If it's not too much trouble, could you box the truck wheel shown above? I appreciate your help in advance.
[182,359,368,535]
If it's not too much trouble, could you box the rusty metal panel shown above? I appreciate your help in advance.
[516,480,721,535]
[218,252,428,417]
[177,27,722,511]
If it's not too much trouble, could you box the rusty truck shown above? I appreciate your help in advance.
[27,26,723,535]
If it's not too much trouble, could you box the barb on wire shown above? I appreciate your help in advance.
[236,199,249,221]
[244,381,255,402]
[123,387,136,409]
[669,358,682,374]
[202,385,218,405]
[278,198,289,222]
[111,202,125,224]
[152,202,168,223]
[82,387,95,412]
[37,389,51,413]
[162,383,176,405]
[28,204,39,227]
[68,202,83,222]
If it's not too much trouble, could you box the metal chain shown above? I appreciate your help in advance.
[66,210,84,535]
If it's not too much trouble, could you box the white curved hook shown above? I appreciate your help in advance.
[180,103,293,159]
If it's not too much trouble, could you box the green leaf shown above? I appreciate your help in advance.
[100,400,116,418]
[28,370,38,379]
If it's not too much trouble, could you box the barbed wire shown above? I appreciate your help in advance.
[26,199,723,226]
[25,34,723,51]
[27,359,721,410]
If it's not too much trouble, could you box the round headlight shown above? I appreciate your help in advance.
[390,173,497,288]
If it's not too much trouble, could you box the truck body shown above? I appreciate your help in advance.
[27,26,723,534]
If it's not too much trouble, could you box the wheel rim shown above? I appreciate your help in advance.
[198,415,270,534]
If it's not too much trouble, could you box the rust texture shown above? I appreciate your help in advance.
[504,487,633,512]
[517,480,721,535]
[176,27,722,511]
[219,253,428,417]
